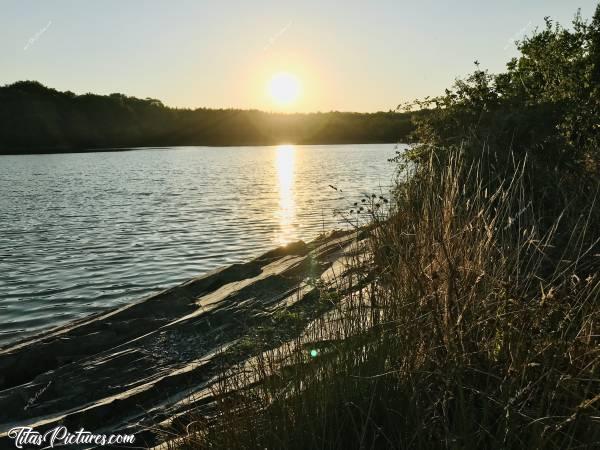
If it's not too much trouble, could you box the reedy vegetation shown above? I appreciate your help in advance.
[170,6,599,449]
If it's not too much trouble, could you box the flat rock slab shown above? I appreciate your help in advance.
[0,230,359,448]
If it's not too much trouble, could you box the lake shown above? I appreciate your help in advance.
[0,144,402,345]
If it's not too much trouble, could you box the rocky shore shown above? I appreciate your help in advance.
[0,230,360,448]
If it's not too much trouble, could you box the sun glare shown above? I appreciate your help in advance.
[268,72,301,107]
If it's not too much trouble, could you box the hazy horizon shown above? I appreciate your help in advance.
[1,80,407,114]
[1,1,598,113]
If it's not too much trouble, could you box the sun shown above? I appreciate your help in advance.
[267,72,301,107]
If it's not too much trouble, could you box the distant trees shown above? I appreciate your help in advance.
[0,81,415,153]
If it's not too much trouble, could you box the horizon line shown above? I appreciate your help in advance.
[2,79,408,116]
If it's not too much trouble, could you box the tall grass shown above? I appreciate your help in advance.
[169,148,599,450]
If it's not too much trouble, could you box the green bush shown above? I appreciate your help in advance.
[405,7,600,202]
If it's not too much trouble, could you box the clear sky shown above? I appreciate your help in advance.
[1,1,598,112]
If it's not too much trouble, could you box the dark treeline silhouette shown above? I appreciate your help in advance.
[0,81,415,153]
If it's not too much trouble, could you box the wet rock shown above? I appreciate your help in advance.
[0,230,360,447]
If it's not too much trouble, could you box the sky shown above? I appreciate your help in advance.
[1,0,598,112]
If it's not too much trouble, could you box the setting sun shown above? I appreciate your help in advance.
[267,72,301,107]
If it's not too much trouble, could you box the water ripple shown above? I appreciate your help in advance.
[0,144,402,344]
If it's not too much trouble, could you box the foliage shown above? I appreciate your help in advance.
[0,82,414,153]
[404,8,600,192]
[171,150,599,450]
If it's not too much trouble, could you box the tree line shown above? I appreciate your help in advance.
[0,81,415,153]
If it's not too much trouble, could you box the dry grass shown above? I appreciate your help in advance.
[167,148,599,450]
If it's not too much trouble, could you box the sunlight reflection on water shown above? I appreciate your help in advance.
[275,145,297,245]
[0,144,404,344]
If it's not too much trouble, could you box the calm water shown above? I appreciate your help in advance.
[0,144,402,345]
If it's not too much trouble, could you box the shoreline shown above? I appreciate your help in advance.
[0,229,360,447]
[0,141,402,156]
